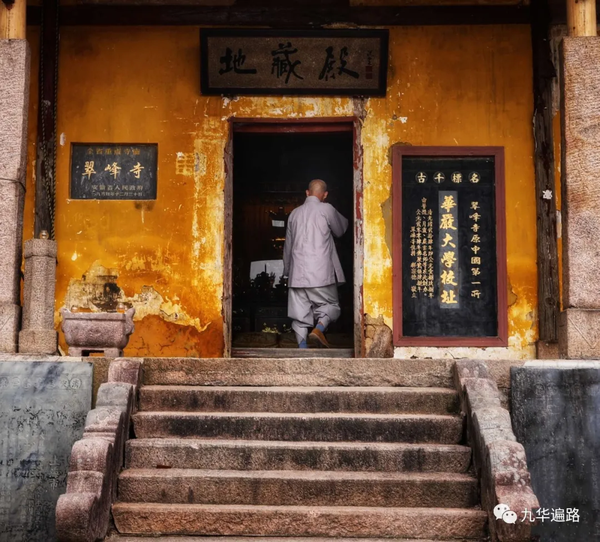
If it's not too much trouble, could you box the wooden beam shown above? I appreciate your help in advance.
[69,0,521,5]
[531,0,560,342]
[0,0,25,39]
[567,0,597,35]
[26,5,530,26]
[74,0,347,5]
[35,0,59,239]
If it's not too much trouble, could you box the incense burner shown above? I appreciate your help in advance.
[61,307,135,357]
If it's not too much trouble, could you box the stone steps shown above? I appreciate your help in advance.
[232,347,355,358]
[118,468,478,508]
[125,438,472,473]
[141,358,454,388]
[107,537,480,542]
[111,503,488,539]
[132,411,464,443]
[139,385,460,414]
[113,357,484,540]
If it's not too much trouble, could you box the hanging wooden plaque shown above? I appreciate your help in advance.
[200,29,388,96]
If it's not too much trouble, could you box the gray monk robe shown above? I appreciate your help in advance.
[283,195,349,341]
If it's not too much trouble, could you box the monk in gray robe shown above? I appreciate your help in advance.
[283,179,349,348]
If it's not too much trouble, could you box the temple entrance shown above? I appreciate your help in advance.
[228,121,357,356]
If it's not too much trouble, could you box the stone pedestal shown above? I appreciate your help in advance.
[558,308,600,359]
[536,340,560,359]
[0,39,30,352]
[364,314,393,358]
[19,239,58,354]
[559,37,600,358]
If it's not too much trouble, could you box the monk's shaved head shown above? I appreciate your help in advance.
[308,179,328,195]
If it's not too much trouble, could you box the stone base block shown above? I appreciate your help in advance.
[0,303,21,353]
[69,347,122,358]
[22,238,57,332]
[364,315,393,358]
[536,340,559,359]
[18,328,58,354]
[559,309,600,359]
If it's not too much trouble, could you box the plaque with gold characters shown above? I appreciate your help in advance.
[70,143,158,200]
[392,147,508,347]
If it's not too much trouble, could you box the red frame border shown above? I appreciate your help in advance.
[392,146,508,347]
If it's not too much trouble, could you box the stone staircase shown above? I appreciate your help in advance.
[108,358,488,540]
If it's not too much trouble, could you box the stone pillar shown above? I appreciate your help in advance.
[559,37,600,359]
[19,239,58,354]
[0,38,30,353]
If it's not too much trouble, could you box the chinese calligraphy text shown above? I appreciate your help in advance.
[398,152,503,342]
[410,198,434,299]
[70,143,158,200]
[201,29,388,96]
[439,191,460,308]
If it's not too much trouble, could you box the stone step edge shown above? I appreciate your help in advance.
[125,439,472,472]
[112,503,487,538]
[141,358,455,388]
[107,537,470,542]
[112,502,487,514]
[140,385,458,393]
[132,411,465,444]
[132,411,462,420]
[107,536,474,542]
[126,437,472,451]
[119,468,477,482]
[139,357,453,362]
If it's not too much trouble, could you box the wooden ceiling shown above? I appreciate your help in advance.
[24,0,576,26]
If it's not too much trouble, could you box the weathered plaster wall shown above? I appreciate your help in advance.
[24,24,537,358]
[363,26,537,359]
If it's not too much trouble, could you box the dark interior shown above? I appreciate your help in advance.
[232,130,354,349]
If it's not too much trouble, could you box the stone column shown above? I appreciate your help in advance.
[0,36,30,352]
[19,238,58,354]
[559,37,600,358]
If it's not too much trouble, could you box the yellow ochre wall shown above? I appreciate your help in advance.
[24,25,538,358]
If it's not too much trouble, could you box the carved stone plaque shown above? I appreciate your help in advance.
[0,361,92,541]
[70,143,158,200]
[512,366,600,541]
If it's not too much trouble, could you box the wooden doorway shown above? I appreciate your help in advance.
[223,118,364,358]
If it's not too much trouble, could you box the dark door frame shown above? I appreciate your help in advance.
[223,116,364,357]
